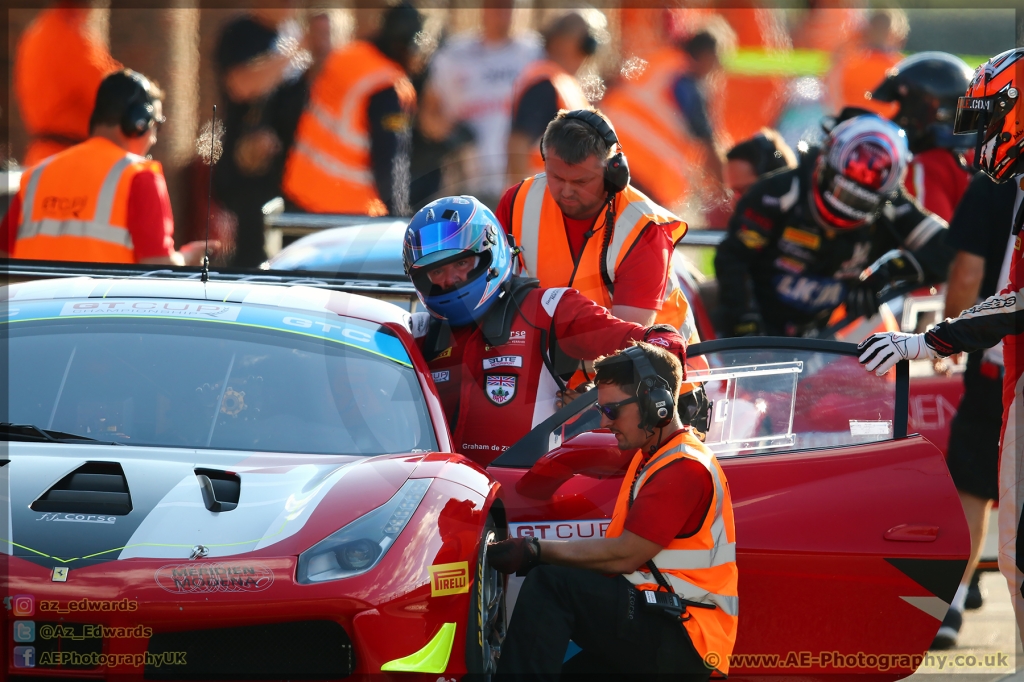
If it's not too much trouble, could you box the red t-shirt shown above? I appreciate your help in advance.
[496,183,672,310]
[1,169,176,260]
[903,148,972,224]
[624,443,714,545]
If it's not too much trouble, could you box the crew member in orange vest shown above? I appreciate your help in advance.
[825,9,907,118]
[505,9,598,185]
[1,71,210,265]
[281,3,421,216]
[495,109,706,405]
[14,3,123,166]
[600,28,726,212]
[489,342,738,679]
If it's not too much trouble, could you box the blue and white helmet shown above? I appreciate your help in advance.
[403,196,514,326]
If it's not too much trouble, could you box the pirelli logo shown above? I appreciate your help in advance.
[782,227,821,250]
[429,562,470,597]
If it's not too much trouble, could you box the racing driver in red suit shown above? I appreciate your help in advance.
[858,48,1024,645]
[403,195,685,465]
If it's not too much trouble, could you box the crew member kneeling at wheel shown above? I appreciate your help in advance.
[488,342,738,680]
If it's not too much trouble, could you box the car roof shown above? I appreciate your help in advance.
[4,277,412,327]
[265,220,408,276]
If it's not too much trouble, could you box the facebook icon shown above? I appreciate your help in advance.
[13,645,35,668]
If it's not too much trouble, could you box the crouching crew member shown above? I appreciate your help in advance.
[403,195,686,464]
[488,342,738,679]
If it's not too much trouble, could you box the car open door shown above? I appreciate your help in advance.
[489,338,969,678]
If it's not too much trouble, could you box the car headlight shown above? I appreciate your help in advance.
[297,478,431,584]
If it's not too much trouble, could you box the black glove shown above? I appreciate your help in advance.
[487,536,541,575]
[731,312,764,337]
[844,283,880,320]
[859,250,924,296]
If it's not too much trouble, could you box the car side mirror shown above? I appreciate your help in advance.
[514,430,634,500]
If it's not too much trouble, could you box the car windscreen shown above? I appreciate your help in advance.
[2,299,437,455]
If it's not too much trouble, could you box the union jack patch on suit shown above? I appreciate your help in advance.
[485,375,516,406]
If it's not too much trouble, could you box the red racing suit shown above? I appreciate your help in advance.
[922,186,1024,628]
[411,278,684,465]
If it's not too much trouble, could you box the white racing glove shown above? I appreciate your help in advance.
[857,332,938,376]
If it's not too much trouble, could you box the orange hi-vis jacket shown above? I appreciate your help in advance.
[283,40,416,215]
[826,46,902,119]
[600,47,707,210]
[607,430,739,674]
[510,59,589,178]
[509,174,706,391]
[15,7,122,166]
[14,137,160,263]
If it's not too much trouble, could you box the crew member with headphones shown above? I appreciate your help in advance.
[2,70,211,265]
[505,9,599,184]
[489,341,738,679]
[495,108,709,416]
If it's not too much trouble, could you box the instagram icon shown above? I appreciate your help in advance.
[11,595,34,617]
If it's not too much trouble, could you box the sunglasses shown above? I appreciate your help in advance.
[595,396,638,420]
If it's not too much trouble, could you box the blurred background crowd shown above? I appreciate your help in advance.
[1,1,1015,268]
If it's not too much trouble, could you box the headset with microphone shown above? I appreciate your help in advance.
[540,109,630,196]
[539,109,631,295]
[622,345,676,430]
[120,74,158,139]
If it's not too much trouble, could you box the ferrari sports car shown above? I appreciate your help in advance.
[2,275,968,681]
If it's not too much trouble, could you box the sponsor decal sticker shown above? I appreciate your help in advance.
[154,563,275,594]
[485,375,517,405]
[432,370,450,383]
[737,228,768,250]
[781,227,821,250]
[51,567,69,583]
[437,346,453,359]
[483,355,523,370]
[510,520,610,539]
[60,301,241,320]
[429,562,469,596]
[773,274,846,313]
[36,512,115,524]
[774,256,805,274]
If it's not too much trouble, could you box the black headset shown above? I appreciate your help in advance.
[622,345,676,430]
[120,74,157,139]
[543,109,630,195]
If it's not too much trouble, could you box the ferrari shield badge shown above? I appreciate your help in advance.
[485,375,516,406]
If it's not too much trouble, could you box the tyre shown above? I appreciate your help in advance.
[465,514,506,676]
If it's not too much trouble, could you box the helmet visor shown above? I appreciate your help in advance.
[818,164,883,224]
[404,214,484,271]
[954,95,997,135]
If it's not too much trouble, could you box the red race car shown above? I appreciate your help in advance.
[1,275,967,681]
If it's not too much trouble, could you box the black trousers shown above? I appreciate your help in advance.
[497,565,713,681]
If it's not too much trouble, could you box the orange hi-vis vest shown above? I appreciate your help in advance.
[607,431,738,674]
[510,174,686,311]
[14,137,160,263]
[600,47,706,210]
[283,40,416,215]
[510,59,589,178]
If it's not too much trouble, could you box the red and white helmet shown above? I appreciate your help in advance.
[811,115,910,229]
[954,48,1024,182]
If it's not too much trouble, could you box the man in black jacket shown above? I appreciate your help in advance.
[714,113,953,337]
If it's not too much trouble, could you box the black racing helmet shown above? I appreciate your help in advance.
[870,51,974,152]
